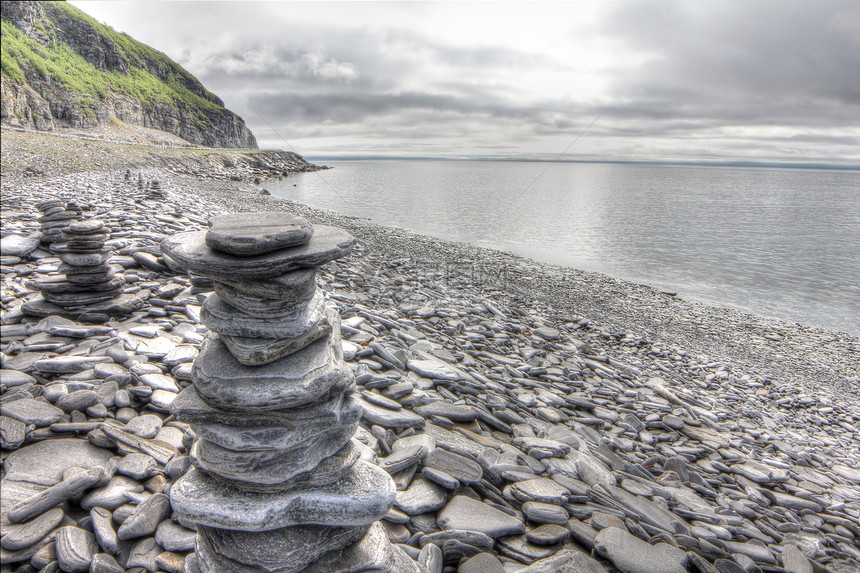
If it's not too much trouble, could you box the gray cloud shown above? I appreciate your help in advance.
[70,0,860,163]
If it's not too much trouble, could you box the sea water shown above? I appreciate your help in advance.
[267,160,860,336]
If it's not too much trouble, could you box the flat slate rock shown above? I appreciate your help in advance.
[193,327,351,411]
[170,461,395,530]
[21,293,143,319]
[1,398,64,426]
[594,527,688,573]
[205,212,314,255]
[436,495,525,538]
[201,291,328,339]
[161,226,355,279]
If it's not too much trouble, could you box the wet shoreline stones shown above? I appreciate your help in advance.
[1,167,858,573]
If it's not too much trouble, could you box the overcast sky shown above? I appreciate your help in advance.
[70,1,859,164]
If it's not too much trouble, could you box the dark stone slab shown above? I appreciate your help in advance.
[206,212,314,255]
[192,326,352,411]
[160,226,355,280]
[170,461,395,530]
[21,293,143,319]
[200,291,327,339]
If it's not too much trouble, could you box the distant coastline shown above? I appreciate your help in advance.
[304,154,860,171]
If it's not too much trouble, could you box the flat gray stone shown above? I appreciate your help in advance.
[21,293,144,319]
[522,501,569,526]
[90,507,119,554]
[190,421,357,486]
[515,548,607,572]
[206,212,313,255]
[358,395,426,429]
[213,280,318,318]
[2,438,112,487]
[526,524,570,546]
[155,519,197,552]
[214,267,317,300]
[302,522,421,573]
[415,401,477,422]
[395,478,448,515]
[220,318,333,366]
[594,527,687,573]
[161,226,355,279]
[170,461,395,530]
[201,290,328,339]
[193,327,351,411]
[1,234,40,257]
[196,522,368,572]
[1,398,64,426]
[424,447,483,484]
[0,507,64,551]
[116,493,171,540]
[81,475,145,511]
[0,415,27,449]
[437,495,525,538]
[506,478,570,505]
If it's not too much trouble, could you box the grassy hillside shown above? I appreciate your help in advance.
[1,2,224,127]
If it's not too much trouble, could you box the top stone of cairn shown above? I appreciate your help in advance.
[206,212,314,256]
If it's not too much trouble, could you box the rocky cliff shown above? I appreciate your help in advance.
[1,1,257,148]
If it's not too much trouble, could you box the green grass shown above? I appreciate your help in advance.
[1,1,227,126]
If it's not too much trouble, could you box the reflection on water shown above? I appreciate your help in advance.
[268,161,860,335]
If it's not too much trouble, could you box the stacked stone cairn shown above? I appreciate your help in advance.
[161,212,421,573]
[149,179,167,200]
[23,215,144,320]
[36,198,81,245]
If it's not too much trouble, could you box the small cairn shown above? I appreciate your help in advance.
[162,213,420,573]
[36,198,80,245]
[149,179,167,200]
[23,217,143,320]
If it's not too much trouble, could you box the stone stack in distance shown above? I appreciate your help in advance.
[23,215,143,320]
[161,212,421,573]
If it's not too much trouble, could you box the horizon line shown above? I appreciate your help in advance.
[291,154,860,171]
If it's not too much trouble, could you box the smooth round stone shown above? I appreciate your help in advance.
[58,251,111,266]
[68,220,104,234]
[192,328,352,411]
[522,501,569,526]
[201,291,328,339]
[205,212,314,255]
[155,519,197,552]
[526,524,570,546]
[213,279,317,318]
[214,267,317,300]
[161,226,355,280]
[170,461,395,530]
[196,522,369,573]
[394,478,448,515]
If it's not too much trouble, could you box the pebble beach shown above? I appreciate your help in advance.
[1,131,859,573]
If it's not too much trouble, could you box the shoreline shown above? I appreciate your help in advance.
[2,139,859,572]
[3,153,858,410]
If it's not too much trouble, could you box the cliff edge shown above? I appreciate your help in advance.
[1,1,257,148]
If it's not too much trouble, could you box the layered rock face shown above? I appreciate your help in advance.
[161,213,421,572]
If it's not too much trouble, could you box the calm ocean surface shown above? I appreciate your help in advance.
[267,160,860,336]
